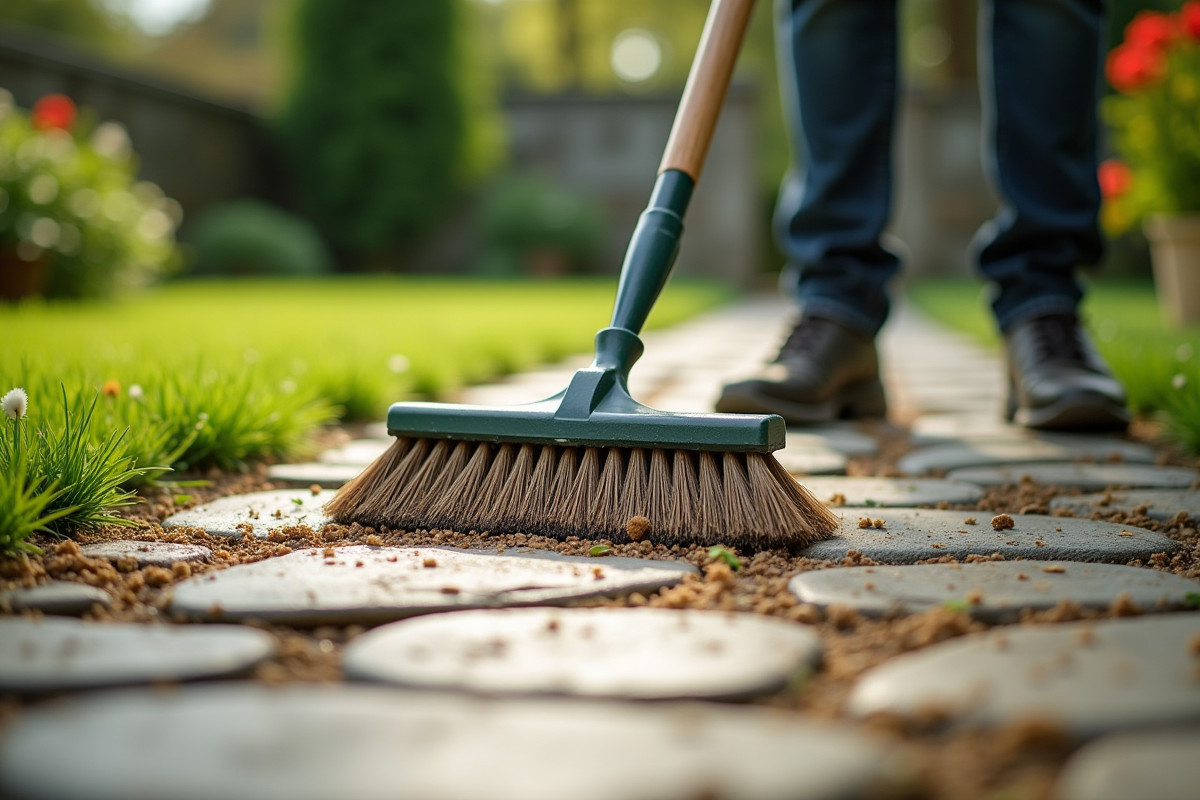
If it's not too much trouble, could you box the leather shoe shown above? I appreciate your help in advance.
[716,315,886,424]
[1005,313,1130,431]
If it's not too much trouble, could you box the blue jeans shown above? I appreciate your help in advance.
[775,0,1106,336]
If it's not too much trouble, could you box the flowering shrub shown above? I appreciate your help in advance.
[1101,5,1200,233]
[0,89,182,298]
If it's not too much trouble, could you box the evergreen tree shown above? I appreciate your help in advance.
[275,0,465,254]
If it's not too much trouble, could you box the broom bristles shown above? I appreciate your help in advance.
[327,437,840,549]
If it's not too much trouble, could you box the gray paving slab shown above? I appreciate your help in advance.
[1055,728,1200,800]
[909,413,1031,443]
[0,582,110,616]
[789,561,1199,622]
[797,477,983,508]
[1049,489,1200,522]
[899,438,1156,474]
[266,462,363,488]
[947,463,1199,490]
[0,683,911,800]
[344,607,821,700]
[800,508,1176,564]
[0,616,275,693]
[318,438,393,465]
[80,541,211,566]
[848,614,1200,738]
[785,425,879,456]
[170,545,698,626]
[774,446,848,476]
[163,489,332,539]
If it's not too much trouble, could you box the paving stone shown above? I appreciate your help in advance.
[80,541,211,566]
[0,582,110,616]
[0,616,275,693]
[774,446,847,476]
[848,614,1200,738]
[344,607,821,700]
[163,489,332,539]
[785,425,879,456]
[789,561,1199,622]
[947,463,1198,490]
[899,438,1156,474]
[0,683,911,800]
[1055,728,1200,800]
[266,462,363,487]
[363,421,389,438]
[909,413,1031,443]
[1049,489,1200,522]
[800,508,1176,564]
[318,438,393,465]
[170,545,698,626]
[798,476,983,508]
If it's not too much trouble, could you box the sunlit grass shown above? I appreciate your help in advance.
[907,278,1200,455]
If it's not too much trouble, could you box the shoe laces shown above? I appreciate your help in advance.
[776,316,834,360]
[1029,314,1087,362]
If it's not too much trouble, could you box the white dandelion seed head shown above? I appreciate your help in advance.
[2,387,28,420]
[128,384,144,400]
[1172,373,1188,390]
[388,354,410,374]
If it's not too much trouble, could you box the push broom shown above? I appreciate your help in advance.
[327,0,839,549]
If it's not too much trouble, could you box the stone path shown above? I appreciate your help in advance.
[790,561,1200,622]
[343,607,822,700]
[0,685,912,800]
[847,614,1200,737]
[1055,728,1200,800]
[170,546,697,626]
[4,295,1200,800]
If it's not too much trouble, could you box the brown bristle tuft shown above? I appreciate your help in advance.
[328,437,839,550]
[666,450,698,539]
[695,451,726,541]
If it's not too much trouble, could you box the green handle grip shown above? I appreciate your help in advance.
[608,169,694,335]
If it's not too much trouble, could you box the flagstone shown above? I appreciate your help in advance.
[789,561,1199,622]
[797,476,983,508]
[0,616,275,693]
[785,424,879,456]
[947,463,1198,490]
[0,582,111,616]
[898,438,1155,474]
[1054,728,1200,800]
[1049,489,1200,522]
[80,541,211,566]
[847,614,1200,738]
[344,607,821,700]
[774,446,848,476]
[266,462,363,487]
[800,508,1175,564]
[163,489,332,539]
[0,683,912,800]
[169,545,697,626]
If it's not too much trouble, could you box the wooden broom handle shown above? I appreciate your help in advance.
[658,0,756,182]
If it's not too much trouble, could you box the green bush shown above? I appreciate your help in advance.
[275,0,465,253]
[191,200,332,276]
[0,89,181,299]
[479,175,607,275]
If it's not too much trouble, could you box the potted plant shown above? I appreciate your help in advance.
[0,89,181,300]
[1102,3,1200,326]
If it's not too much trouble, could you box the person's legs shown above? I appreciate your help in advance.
[717,0,897,423]
[975,0,1103,329]
[977,0,1128,430]
[775,0,901,337]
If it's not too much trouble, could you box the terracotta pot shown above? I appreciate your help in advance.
[1144,214,1200,327]
[0,245,50,301]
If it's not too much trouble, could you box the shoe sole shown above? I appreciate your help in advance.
[1008,390,1131,432]
[716,378,887,425]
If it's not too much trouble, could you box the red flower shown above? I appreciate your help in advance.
[31,93,76,131]
[1125,10,1176,52]
[1098,159,1133,199]
[1181,1,1200,39]
[1106,43,1165,92]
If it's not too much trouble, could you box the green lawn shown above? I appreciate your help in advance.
[1,275,731,470]
[907,279,1200,454]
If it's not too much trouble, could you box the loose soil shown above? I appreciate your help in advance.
[2,421,1198,800]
